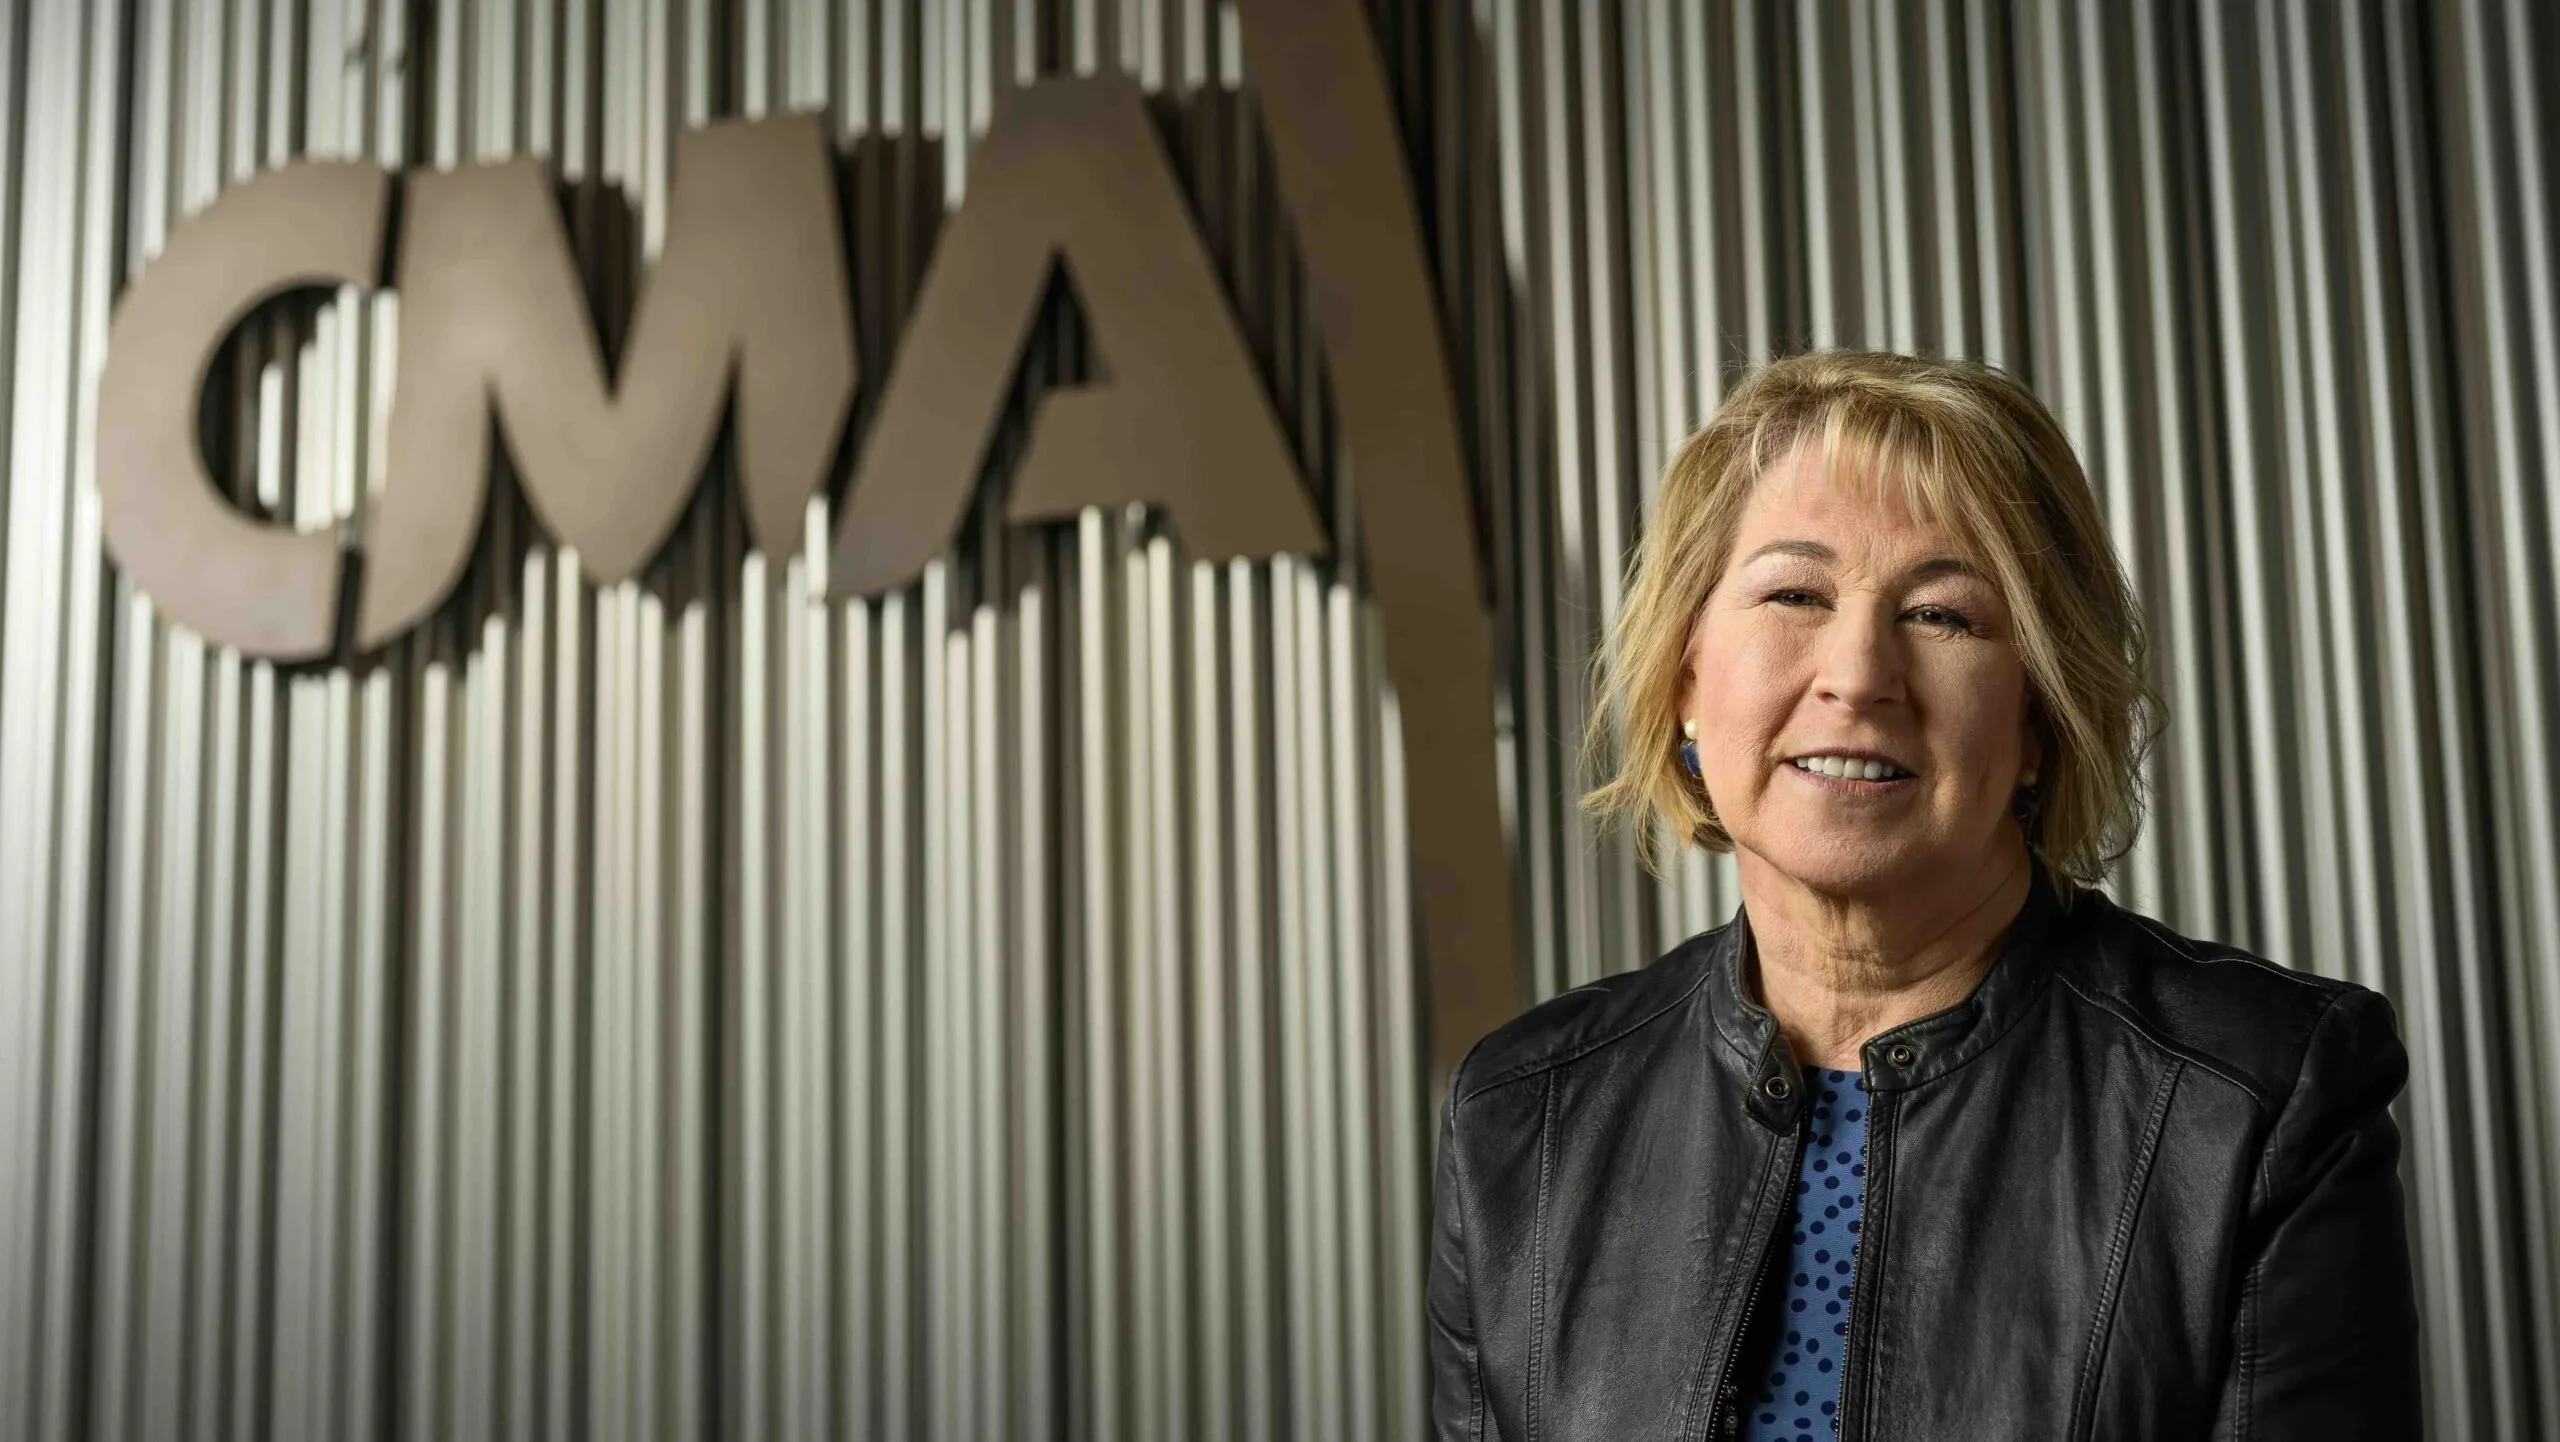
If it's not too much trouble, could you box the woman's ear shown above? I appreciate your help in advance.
[1679,596,1715,681]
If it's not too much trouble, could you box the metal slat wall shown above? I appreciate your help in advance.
[0,2,2554,1441]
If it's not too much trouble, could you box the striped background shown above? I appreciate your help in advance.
[0,2,2553,1439]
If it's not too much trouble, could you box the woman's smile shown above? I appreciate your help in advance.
[1780,757,1920,797]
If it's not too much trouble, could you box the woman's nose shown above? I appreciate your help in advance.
[1811,604,1906,709]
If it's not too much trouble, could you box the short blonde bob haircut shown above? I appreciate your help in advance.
[1582,350,2161,900]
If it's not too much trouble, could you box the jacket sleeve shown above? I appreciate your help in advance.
[2211,987,2423,1440]
[1429,1068,1498,1441]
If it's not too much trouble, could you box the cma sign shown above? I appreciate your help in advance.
[100,78,1322,660]
[93,0,1517,1081]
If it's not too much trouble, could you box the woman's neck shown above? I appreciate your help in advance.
[1736,842,2035,1070]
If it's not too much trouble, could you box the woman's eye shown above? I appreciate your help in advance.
[1761,590,1974,632]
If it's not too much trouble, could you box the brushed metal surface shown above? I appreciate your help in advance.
[2,3,2555,1439]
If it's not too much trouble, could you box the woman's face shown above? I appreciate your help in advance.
[1681,440,2039,897]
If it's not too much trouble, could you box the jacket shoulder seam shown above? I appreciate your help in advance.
[2260,989,2354,1186]
[1453,959,1716,1107]
[2119,911,2337,994]
[2052,973,2277,1110]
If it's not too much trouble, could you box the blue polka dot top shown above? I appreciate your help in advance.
[1739,1066,1869,1442]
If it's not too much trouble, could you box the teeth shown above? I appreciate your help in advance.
[1792,755,1911,781]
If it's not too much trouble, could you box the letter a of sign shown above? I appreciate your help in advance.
[828,75,1322,592]
[361,114,855,648]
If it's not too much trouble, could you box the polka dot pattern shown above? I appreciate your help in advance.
[1738,1067,1869,1442]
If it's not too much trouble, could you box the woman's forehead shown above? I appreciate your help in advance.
[1734,442,1973,558]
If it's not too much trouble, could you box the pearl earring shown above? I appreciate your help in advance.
[1679,719,1701,778]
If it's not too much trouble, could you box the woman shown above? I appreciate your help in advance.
[1427,352,2420,1440]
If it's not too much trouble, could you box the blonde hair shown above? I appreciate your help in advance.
[1581,350,2161,898]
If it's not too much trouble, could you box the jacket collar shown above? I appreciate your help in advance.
[1703,855,2067,1131]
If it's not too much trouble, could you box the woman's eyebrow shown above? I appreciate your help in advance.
[1739,539,1835,565]
[1903,556,1984,583]
[1739,540,1982,583]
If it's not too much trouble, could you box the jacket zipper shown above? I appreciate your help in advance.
[1832,1088,1888,1436]
[1707,1129,1798,1438]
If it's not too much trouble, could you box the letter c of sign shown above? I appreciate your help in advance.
[95,162,388,660]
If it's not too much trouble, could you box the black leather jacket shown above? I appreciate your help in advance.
[1428,860,2421,1439]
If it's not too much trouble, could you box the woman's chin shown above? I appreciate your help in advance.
[1744,832,1936,898]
